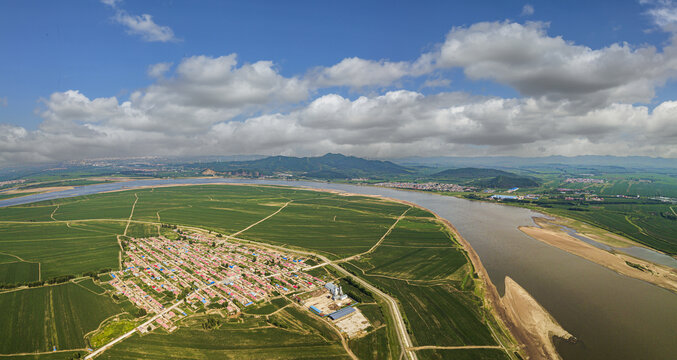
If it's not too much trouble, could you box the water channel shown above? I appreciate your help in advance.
[1,178,676,359]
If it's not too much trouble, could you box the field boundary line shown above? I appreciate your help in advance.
[338,207,411,264]
[0,349,89,356]
[365,207,410,255]
[50,204,59,221]
[0,251,27,262]
[624,215,648,236]
[123,193,139,236]
[71,279,106,296]
[227,200,293,238]
[671,206,676,217]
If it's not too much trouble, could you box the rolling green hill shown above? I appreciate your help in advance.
[184,153,412,179]
[430,167,540,188]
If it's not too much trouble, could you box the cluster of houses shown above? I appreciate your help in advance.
[108,232,326,331]
[376,182,474,192]
[564,178,606,184]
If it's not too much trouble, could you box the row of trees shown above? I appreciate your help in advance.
[0,267,112,290]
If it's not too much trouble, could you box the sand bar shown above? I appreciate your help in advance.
[520,217,677,294]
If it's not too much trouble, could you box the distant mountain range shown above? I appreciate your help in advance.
[184,154,540,188]
[395,155,677,171]
[184,153,412,179]
[430,167,540,188]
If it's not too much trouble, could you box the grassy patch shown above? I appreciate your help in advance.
[242,297,289,315]
[89,319,137,348]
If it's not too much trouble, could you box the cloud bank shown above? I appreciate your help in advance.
[3,18,677,166]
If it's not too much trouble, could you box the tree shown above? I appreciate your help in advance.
[136,308,147,317]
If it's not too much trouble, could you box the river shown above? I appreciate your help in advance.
[1,178,676,360]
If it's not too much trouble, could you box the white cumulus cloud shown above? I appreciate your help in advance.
[113,11,177,42]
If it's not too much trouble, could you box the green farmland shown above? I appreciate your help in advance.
[0,184,512,359]
[0,261,39,283]
[344,210,504,352]
[0,282,126,353]
[100,313,349,359]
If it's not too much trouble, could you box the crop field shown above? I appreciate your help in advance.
[0,261,39,283]
[0,222,122,279]
[0,282,126,353]
[100,313,350,359]
[10,351,86,359]
[377,218,454,246]
[73,278,107,295]
[348,327,390,360]
[416,348,511,360]
[356,273,495,347]
[241,196,410,258]
[130,186,291,234]
[124,222,160,238]
[353,216,469,281]
[342,208,501,352]
[541,201,677,254]
[362,245,468,281]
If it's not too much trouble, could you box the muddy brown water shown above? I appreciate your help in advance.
[2,179,676,359]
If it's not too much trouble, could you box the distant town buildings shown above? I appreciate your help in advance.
[376,182,474,192]
[564,178,605,184]
[0,179,26,187]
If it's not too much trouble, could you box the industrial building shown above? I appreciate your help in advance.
[325,282,347,300]
[328,306,355,320]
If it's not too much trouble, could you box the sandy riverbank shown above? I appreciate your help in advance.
[3,186,74,194]
[502,277,574,360]
[520,217,677,294]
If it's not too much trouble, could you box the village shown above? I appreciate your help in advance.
[376,181,475,192]
[108,231,371,338]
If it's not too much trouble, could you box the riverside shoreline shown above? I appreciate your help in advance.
[520,217,677,294]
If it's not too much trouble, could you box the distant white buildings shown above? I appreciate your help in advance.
[564,178,605,184]
[376,182,474,192]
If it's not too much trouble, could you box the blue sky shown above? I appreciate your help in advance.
[1,0,677,164]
